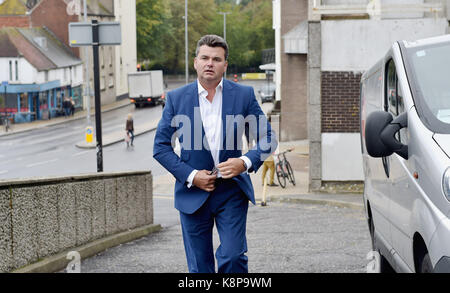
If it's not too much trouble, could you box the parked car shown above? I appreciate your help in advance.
[360,34,450,273]
[258,83,275,103]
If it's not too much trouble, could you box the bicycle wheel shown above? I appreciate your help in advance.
[285,161,296,185]
[276,162,286,188]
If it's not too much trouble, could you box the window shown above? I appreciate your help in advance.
[108,74,114,88]
[101,76,105,90]
[385,59,408,144]
[15,60,18,81]
[109,47,113,67]
[9,61,12,81]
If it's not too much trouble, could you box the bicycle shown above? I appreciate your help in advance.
[275,148,296,188]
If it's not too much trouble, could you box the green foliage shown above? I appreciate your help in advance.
[136,0,274,74]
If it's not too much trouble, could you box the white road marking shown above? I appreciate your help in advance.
[26,158,59,168]
[72,150,92,157]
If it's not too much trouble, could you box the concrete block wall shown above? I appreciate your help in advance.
[0,171,153,272]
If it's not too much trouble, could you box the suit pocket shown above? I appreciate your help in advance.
[180,152,190,162]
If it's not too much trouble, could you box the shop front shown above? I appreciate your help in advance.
[0,81,84,123]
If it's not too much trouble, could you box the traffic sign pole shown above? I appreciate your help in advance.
[68,20,121,173]
[92,19,103,172]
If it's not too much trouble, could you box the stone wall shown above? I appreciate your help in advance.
[0,171,153,272]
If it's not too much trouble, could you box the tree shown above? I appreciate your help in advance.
[137,0,275,74]
[136,0,168,66]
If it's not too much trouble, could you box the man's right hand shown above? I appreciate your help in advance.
[193,170,217,192]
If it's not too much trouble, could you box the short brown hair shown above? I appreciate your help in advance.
[195,34,229,60]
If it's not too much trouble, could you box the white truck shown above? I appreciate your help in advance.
[128,70,165,108]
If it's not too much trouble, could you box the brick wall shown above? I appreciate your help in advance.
[30,0,80,57]
[321,71,361,133]
[0,16,30,28]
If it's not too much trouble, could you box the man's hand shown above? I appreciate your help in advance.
[193,170,217,192]
[217,158,246,179]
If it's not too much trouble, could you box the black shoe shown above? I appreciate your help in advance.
[269,183,278,187]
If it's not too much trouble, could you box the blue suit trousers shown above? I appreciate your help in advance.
[179,179,249,273]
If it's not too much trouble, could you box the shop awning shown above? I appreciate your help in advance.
[0,80,61,93]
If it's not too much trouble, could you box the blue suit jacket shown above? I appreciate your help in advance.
[153,79,277,214]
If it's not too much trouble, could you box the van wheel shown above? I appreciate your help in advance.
[420,253,433,273]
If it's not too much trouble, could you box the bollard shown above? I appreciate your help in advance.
[86,126,94,143]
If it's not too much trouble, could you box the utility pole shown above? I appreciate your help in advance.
[218,12,231,42]
[218,11,231,77]
[83,0,91,126]
[185,0,189,85]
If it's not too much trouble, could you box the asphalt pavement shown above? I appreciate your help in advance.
[2,97,371,273]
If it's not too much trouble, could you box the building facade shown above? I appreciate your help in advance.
[274,0,450,191]
[114,0,137,99]
[308,0,449,190]
[0,26,83,122]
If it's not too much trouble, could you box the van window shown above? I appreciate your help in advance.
[386,60,397,115]
[385,59,408,143]
[401,39,450,134]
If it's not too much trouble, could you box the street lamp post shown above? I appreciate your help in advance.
[185,0,189,85]
[218,11,230,77]
[83,0,91,126]
[218,12,231,42]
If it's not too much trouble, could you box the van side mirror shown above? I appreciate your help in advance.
[365,111,408,160]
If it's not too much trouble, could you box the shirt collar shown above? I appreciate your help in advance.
[197,78,223,96]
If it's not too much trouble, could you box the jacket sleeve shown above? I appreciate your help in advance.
[153,93,195,184]
[243,88,278,173]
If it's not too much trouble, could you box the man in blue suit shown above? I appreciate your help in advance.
[153,35,277,273]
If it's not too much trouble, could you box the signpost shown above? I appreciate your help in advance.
[69,20,121,172]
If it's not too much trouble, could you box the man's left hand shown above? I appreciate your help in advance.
[217,158,246,179]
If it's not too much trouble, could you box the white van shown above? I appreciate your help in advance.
[360,34,450,273]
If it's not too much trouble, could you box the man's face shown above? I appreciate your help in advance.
[194,45,228,86]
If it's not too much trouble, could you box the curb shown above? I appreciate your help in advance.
[154,192,363,210]
[75,125,158,149]
[268,196,364,210]
[12,223,162,273]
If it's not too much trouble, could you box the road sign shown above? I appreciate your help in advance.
[68,22,122,47]
[69,20,122,173]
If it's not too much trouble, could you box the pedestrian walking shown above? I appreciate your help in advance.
[261,154,278,186]
[153,34,277,273]
[63,97,70,118]
[125,113,134,147]
[70,97,75,116]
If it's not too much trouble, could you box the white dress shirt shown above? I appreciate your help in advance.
[186,79,252,188]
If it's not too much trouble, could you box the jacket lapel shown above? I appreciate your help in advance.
[220,80,236,162]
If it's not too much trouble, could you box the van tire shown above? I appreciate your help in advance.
[420,253,433,273]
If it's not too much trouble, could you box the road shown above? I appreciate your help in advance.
[0,103,167,180]
[76,200,371,273]
[0,79,271,180]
